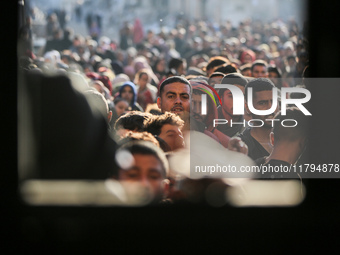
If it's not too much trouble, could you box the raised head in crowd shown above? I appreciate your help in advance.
[157,76,192,129]
[118,131,160,148]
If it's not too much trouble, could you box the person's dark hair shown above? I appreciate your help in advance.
[143,112,184,136]
[149,109,163,115]
[268,66,282,78]
[272,107,308,143]
[168,58,184,71]
[218,73,248,97]
[251,60,268,72]
[53,28,62,37]
[137,70,148,80]
[240,63,252,75]
[204,56,230,72]
[114,140,169,177]
[152,58,166,73]
[136,42,147,52]
[118,131,160,148]
[158,76,192,96]
[114,111,151,131]
[214,63,238,74]
[286,55,296,62]
[63,28,72,38]
[145,103,162,115]
[244,78,275,102]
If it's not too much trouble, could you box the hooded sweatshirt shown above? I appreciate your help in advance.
[118,81,143,112]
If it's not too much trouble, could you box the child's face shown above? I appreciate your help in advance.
[115,101,129,117]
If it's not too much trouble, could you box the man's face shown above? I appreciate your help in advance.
[247,90,278,128]
[121,86,134,104]
[118,153,165,201]
[252,65,268,78]
[158,124,184,151]
[157,82,191,120]
[221,85,245,118]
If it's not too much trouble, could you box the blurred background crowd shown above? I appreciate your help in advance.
[17,0,309,206]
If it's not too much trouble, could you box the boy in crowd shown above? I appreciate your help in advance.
[110,140,170,204]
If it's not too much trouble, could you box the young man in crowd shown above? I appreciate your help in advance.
[168,58,187,76]
[114,111,152,139]
[157,76,192,131]
[110,140,170,204]
[251,60,269,78]
[143,112,185,152]
[238,78,279,161]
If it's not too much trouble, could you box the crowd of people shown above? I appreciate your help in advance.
[18,8,310,206]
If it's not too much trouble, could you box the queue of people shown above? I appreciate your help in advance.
[18,9,310,206]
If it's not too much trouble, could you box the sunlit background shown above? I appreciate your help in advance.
[19,0,307,207]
